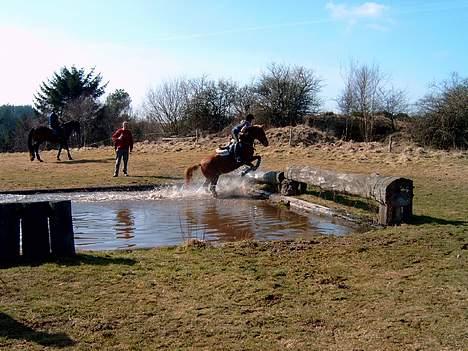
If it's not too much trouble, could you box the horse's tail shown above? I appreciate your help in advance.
[27,129,35,161]
[185,164,200,185]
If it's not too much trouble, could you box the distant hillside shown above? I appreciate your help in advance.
[0,105,35,152]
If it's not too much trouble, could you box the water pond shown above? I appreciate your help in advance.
[0,186,356,251]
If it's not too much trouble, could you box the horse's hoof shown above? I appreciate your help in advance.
[39,160,43,163]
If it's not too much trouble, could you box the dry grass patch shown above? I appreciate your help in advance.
[0,136,467,350]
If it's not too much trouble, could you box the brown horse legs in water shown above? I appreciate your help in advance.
[185,157,261,198]
[203,175,220,197]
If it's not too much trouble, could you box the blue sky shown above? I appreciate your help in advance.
[1,0,467,111]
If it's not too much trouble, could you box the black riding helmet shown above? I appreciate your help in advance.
[245,114,254,121]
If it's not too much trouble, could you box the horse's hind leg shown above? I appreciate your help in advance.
[65,144,73,160]
[35,144,43,162]
[209,175,220,198]
[57,145,62,161]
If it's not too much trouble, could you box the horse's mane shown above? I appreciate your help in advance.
[245,124,264,134]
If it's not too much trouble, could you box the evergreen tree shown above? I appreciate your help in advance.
[34,66,107,115]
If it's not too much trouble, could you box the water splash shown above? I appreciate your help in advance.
[0,173,255,204]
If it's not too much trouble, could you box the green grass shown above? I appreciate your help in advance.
[0,145,467,350]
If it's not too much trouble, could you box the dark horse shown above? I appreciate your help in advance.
[28,120,81,162]
[185,125,269,197]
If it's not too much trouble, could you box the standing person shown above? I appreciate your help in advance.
[231,113,254,163]
[112,121,134,177]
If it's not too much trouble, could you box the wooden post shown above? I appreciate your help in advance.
[49,200,76,257]
[20,202,51,260]
[0,203,20,263]
[285,166,413,225]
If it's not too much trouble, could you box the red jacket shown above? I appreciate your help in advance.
[112,128,134,151]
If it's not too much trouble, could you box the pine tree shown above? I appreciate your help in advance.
[34,66,107,115]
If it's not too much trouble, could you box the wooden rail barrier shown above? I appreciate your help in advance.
[0,200,75,263]
[284,166,413,225]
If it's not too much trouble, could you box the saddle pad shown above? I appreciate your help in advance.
[215,148,230,157]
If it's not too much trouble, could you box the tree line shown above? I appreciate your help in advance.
[0,63,466,152]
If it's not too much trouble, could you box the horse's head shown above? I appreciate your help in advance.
[246,125,269,147]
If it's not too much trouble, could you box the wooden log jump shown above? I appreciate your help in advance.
[0,200,75,263]
[284,166,413,225]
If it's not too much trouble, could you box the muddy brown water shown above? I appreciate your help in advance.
[0,185,357,251]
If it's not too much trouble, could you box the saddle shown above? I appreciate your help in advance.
[216,142,234,157]
[216,140,238,158]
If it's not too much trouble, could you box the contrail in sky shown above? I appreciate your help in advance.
[152,1,468,42]
[154,18,332,42]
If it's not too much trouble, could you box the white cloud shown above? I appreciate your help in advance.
[326,1,388,27]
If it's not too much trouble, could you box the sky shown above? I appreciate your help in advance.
[0,0,467,111]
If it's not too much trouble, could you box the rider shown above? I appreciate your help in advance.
[48,111,63,138]
[231,113,254,163]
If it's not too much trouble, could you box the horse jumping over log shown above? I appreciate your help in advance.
[28,120,81,162]
[185,125,269,197]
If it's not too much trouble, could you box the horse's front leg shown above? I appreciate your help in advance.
[57,145,62,161]
[253,155,261,170]
[240,156,261,177]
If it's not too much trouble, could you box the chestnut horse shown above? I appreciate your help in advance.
[185,125,269,197]
[28,120,81,162]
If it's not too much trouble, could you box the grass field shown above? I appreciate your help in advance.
[0,139,467,350]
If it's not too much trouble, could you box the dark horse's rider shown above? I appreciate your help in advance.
[231,113,254,163]
[48,111,63,138]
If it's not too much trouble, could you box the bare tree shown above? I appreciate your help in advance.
[337,71,355,139]
[256,63,322,127]
[62,95,101,146]
[143,78,190,136]
[338,61,386,141]
[233,83,259,116]
[379,86,409,131]
[184,78,238,133]
[415,73,468,149]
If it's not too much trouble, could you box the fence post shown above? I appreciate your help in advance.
[0,203,20,263]
[21,202,51,260]
[49,200,76,257]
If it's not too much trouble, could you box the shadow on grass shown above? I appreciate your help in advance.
[0,253,137,269]
[61,158,114,164]
[409,215,468,226]
[0,312,74,348]
[305,188,379,213]
[130,175,183,180]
